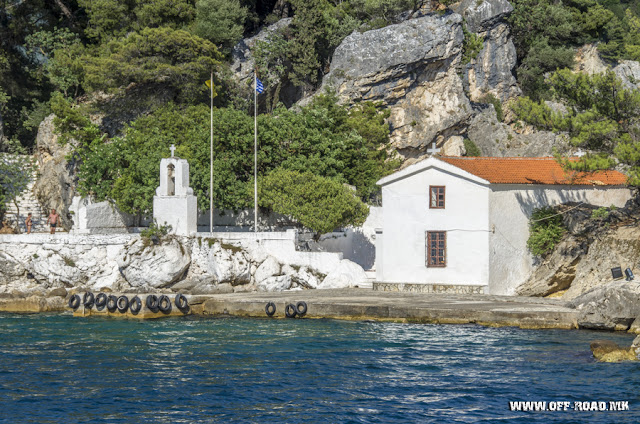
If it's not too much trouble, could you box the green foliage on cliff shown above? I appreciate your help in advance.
[194,0,248,50]
[527,207,566,257]
[513,69,640,184]
[509,0,640,98]
[259,168,369,235]
[461,25,483,65]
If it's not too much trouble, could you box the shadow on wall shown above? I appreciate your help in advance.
[297,229,376,271]
[513,188,590,218]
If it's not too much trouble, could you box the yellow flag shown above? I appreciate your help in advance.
[205,79,214,89]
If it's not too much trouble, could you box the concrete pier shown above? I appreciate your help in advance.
[196,289,579,330]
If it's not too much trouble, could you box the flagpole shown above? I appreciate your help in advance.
[254,70,258,233]
[210,69,214,235]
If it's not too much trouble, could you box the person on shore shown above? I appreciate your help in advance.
[46,209,59,234]
[25,213,32,234]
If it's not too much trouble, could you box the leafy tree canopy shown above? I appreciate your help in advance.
[82,27,222,103]
[259,168,369,236]
[194,0,248,51]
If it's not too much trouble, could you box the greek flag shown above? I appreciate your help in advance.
[256,77,264,94]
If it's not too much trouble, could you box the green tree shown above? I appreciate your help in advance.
[194,0,248,50]
[82,27,222,103]
[259,167,369,237]
[527,206,566,256]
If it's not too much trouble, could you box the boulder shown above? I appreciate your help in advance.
[319,259,368,289]
[574,44,607,76]
[206,241,251,285]
[47,287,67,298]
[254,256,281,283]
[321,13,470,157]
[118,237,191,288]
[569,281,640,331]
[290,266,323,289]
[258,275,292,292]
[590,339,637,362]
[192,281,234,295]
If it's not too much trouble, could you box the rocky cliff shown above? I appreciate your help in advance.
[517,199,640,301]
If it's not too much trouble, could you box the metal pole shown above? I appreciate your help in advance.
[254,71,258,233]
[210,69,214,235]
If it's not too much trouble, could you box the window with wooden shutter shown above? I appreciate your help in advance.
[426,231,446,267]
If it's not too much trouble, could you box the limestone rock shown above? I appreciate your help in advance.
[614,60,640,91]
[442,136,466,156]
[118,237,191,288]
[466,107,563,157]
[590,339,637,362]
[319,259,367,289]
[574,44,607,76]
[463,23,519,102]
[206,241,251,285]
[33,114,77,231]
[290,266,322,289]
[321,13,470,156]
[0,252,25,281]
[452,0,513,33]
[563,226,640,299]
[569,281,640,331]
[47,287,67,298]
[255,256,281,283]
[517,240,585,297]
[258,275,292,292]
[192,281,234,295]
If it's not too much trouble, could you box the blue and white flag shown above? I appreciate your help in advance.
[255,77,264,94]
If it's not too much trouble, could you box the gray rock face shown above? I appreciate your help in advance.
[466,107,563,156]
[463,23,519,102]
[0,252,25,280]
[614,60,640,91]
[570,281,640,331]
[322,13,470,155]
[231,18,293,84]
[33,114,76,231]
[453,0,513,33]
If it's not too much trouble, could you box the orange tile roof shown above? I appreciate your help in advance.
[438,156,628,186]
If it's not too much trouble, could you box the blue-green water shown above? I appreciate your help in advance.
[0,313,638,423]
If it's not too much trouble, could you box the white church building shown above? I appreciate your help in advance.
[374,156,631,295]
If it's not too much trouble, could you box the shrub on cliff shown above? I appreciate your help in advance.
[527,207,566,257]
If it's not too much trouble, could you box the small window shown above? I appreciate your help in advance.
[426,231,446,267]
[430,186,445,209]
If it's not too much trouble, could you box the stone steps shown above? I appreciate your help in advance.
[2,156,48,233]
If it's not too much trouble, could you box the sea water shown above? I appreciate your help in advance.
[0,313,638,423]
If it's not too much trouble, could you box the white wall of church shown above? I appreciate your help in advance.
[378,167,490,286]
[489,185,632,295]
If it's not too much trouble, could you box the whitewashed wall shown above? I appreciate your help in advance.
[378,165,490,286]
[489,185,632,295]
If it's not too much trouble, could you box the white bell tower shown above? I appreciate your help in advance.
[152,145,198,235]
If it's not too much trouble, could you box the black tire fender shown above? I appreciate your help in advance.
[68,294,81,309]
[175,293,188,311]
[95,293,108,310]
[295,301,307,316]
[129,296,142,314]
[158,295,172,313]
[285,303,297,318]
[146,294,158,310]
[116,295,129,313]
[265,302,276,317]
[106,295,118,312]
[83,292,95,308]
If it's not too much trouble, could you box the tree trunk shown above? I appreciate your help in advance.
[12,198,20,234]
